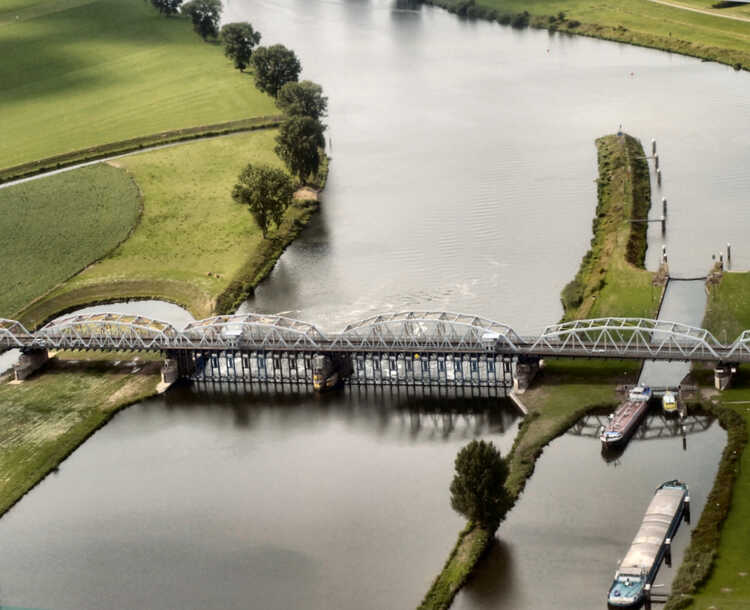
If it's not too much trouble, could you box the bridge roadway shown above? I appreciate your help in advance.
[1,311,749,362]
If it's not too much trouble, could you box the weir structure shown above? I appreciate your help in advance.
[2,312,748,390]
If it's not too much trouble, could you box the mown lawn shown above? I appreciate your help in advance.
[0,0,277,170]
[16,130,317,326]
[432,0,750,68]
[0,163,141,319]
[0,357,160,517]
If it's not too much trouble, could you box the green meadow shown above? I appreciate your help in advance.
[16,130,319,327]
[0,164,141,319]
[0,0,277,170]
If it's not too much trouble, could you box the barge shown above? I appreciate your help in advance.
[607,480,689,608]
[600,386,652,449]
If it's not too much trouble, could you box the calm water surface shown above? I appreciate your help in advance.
[1,1,748,608]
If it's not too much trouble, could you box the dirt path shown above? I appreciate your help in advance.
[647,0,750,23]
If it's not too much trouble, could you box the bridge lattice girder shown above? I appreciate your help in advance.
[36,312,180,351]
[0,318,32,348]
[180,313,327,350]
[330,311,523,352]
[529,317,723,359]
[727,330,750,360]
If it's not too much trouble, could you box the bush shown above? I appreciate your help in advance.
[511,11,530,28]
[561,278,585,310]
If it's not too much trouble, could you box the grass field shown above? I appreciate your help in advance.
[0,163,141,319]
[0,0,277,170]
[0,357,160,517]
[703,272,750,343]
[429,0,750,68]
[16,130,319,327]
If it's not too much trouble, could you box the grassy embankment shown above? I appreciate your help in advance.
[418,133,657,610]
[0,0,278,175]
[0,358,160,517]
[14,130,325,328]
[663,273,750,610]
[422,0,750,70]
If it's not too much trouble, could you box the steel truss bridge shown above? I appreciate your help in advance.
[2,312,748,386]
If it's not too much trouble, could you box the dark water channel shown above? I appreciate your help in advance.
[2,0,749,608]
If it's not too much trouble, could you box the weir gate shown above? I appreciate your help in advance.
[3,311,750,389]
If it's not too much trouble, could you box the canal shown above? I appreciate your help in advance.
[1,1,749,608]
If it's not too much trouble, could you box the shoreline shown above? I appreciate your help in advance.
[420,0,750,71]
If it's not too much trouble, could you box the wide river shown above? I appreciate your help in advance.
[1,1,747,608]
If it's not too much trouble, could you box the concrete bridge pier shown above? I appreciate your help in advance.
[714,362,738,391]
[14,349,49,381]
[514,355,541,394]
[162,350,195,384]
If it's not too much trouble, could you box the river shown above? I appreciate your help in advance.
[1,1,747,608]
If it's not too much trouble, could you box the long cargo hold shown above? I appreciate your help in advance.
[607,480,689,608]
[600,386,652,448]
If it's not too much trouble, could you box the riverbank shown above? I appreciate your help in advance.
[0,356,160,518]
[0,0,277,170]
[421,0,750,71]
[562,133,660,320]
[666,273,750,609]
[14,131,327,328]
[418,132,657,610]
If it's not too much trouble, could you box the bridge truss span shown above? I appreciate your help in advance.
[727,330,750,360]
[330,311,523,353]
[36,312,180,351]
[0,318,32,349]
[180,313,327,350]
[529,317,724,360]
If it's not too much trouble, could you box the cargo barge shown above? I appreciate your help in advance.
[600,386,652,449]
[607,480,689,608]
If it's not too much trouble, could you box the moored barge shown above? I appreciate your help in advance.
[607,480,689,608]
[600,386,652,449]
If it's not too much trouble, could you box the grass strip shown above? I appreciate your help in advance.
[420,0,750,71]
[0,357,160,518]
[0,116,282,184]
[561,133,661,320]
[702,271,750,344]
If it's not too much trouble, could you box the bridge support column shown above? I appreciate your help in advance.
[514,356,540,394]
[161,357,180,385]
[714,362,737,391]
[14,349,49,381]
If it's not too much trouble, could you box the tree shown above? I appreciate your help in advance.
[182,0,222,40]
[251,45,302,97]
[275,116,325,184]
[150,0,182,16]
[220,22,262,71]
[449,440,513,532]
[231,164,294,238]
[276,81,328,121]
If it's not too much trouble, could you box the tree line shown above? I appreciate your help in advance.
[146,0,328,240]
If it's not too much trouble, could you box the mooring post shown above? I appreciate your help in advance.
[684,495,691,524]
[662,197,667,217]
[727,242,731,265]
[654,154,659,169]
[656,167,662,186]
[665,538,672,567]
[644,584,652,610]
[651,139,656,154]
[661,217,666,235]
